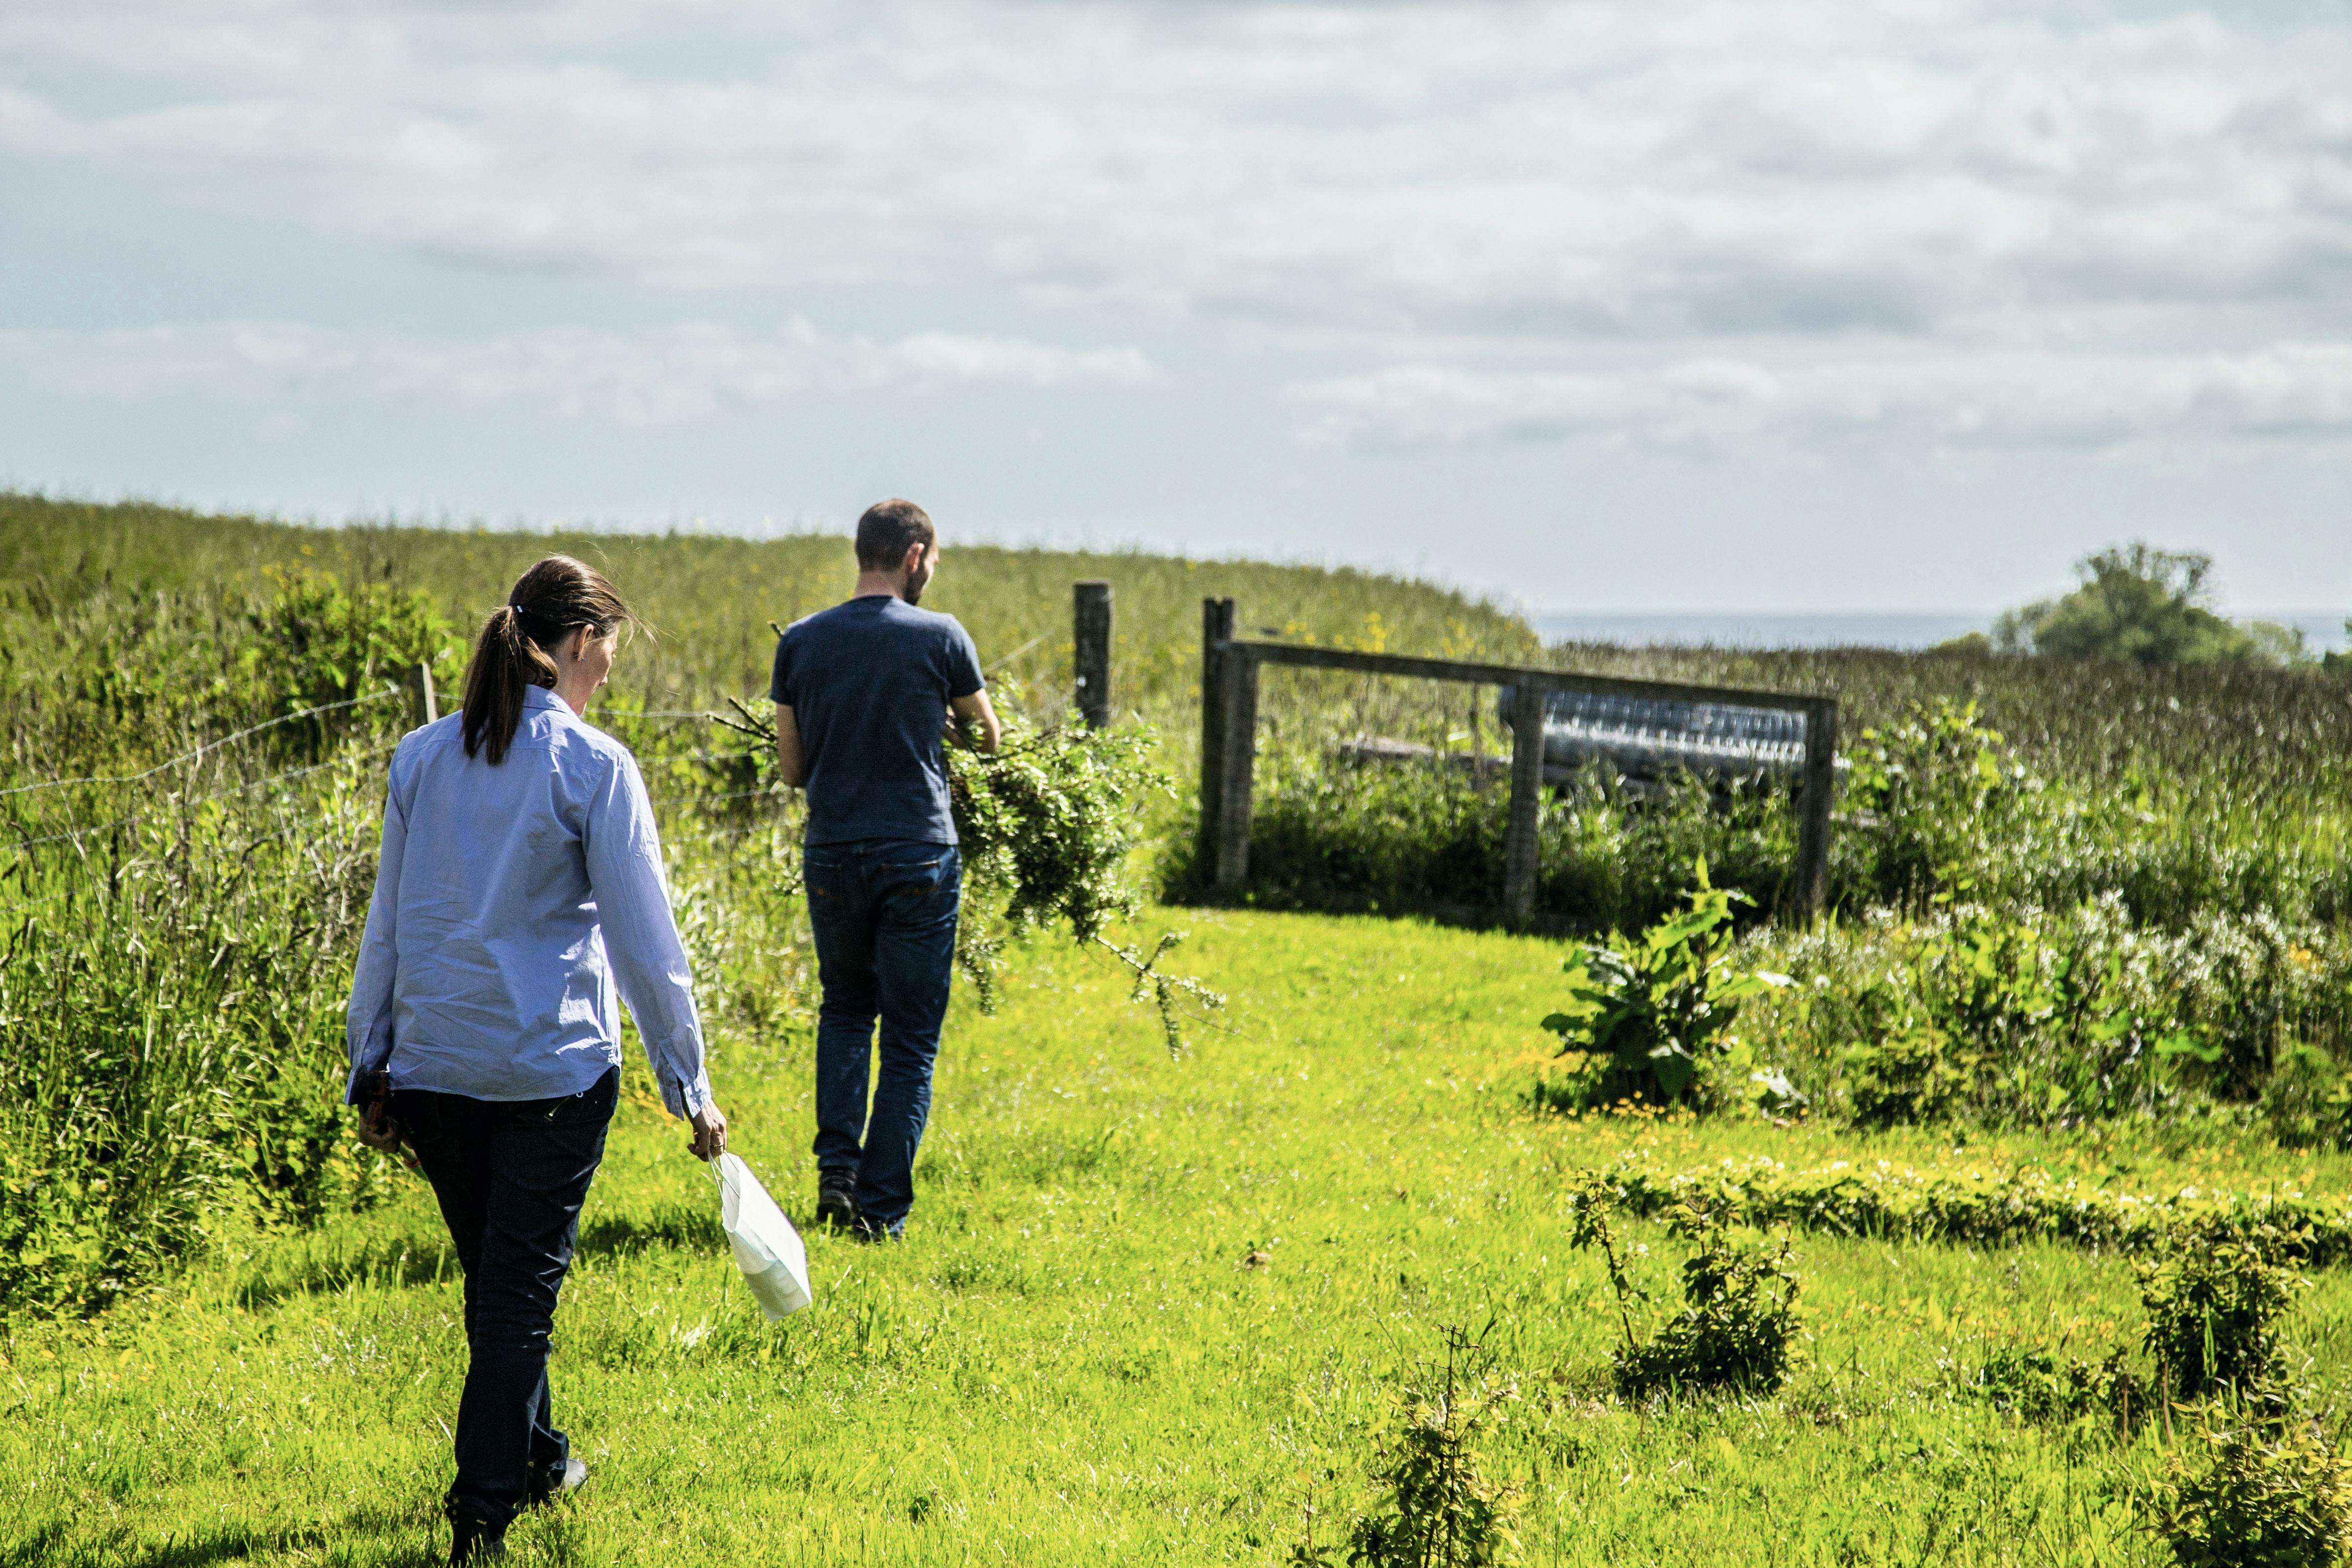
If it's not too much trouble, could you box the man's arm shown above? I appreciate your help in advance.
[950,690,1001,753]
[773,703,806,787]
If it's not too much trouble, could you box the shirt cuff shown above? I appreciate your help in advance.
[343,1053,391,1106]
[666,1067,714,1120]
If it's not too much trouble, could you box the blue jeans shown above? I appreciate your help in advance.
[805,839,961,1234]
[394,1067,617,1537]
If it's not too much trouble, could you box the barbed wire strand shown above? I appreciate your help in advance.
[4,739,401,854]
[0,684,404,800]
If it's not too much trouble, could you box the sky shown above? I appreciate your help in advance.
[2,0,2348,619]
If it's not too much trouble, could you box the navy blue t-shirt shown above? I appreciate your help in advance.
[770,595,985,846]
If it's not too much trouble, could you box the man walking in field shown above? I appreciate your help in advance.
[771,499,1000,1238]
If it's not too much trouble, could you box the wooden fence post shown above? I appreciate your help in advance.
[1503,680,1549,920]
[1793,697,1839,921]
[1198,597,1235,866]
[414,661,438,728]
[1073,580,1112,727]
[1215,645,1260,891]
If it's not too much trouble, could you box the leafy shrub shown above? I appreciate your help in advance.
[1615,1204,1801,1398]
[2169,911,2345,1100]
[1843,699,2025,910]
[245,566,454,754]
[1567,1177,1801,1399]
[2138,1226,2309,1399]
[1538,864,1789,1110]
[0,758,392,1316]
[1841,1010,1971,1129]
[1752,896,2352,1130]
[1343,1328,1520,1568]
[2155,1415,2352,1568]
[2265,1044,2352,1152]
[1968,1343,2141,1428]
[1995,543,2285,669]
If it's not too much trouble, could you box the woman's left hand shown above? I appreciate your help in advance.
[688,1102,728,1162]
[355,1104,404,1153]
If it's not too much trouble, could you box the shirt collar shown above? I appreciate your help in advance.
[523,685,569,715]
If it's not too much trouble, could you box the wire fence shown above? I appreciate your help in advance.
[0,685,404,800]
[4,739,403,855]
[0,688,796,922]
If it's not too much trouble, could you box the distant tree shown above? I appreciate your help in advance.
[1994,544,2291,667]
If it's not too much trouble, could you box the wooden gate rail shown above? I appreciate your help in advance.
[1198,598,1839,923]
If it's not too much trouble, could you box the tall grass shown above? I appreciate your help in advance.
[0,493,1529,1317]
[5,491,2350,1317]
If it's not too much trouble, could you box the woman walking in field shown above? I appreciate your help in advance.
[346,556,727,1565]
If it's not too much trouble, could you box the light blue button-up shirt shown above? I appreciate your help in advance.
[346,685,713,1118]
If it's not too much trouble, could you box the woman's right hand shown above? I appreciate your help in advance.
[688,1102,728,1162]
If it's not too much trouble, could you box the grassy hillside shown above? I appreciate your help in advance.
[7,496,2352,1562]
[0,493,1537,733]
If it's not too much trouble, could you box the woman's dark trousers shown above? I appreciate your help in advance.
[395,1068,617,1538]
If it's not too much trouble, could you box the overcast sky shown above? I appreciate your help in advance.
[3,0,2347,616]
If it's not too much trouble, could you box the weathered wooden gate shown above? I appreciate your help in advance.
[1197,598,1840,923]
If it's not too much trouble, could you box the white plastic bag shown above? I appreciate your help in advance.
[714,1153,812,1318]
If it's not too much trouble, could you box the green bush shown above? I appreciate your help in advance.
[1843,699,2024,910]
[1747,896,2352,1130]
[2138,1227,2309,1399]
[1841,1014,1971,1128]
[2156,1415,2352,1568]
[1567,1179,1802,1399]
[1538,865,1789,1111]
[1342,1331,1520,1568]
[1995,543,2286,669]
[0,759,393,1315]
[2265,1044,2352,1152]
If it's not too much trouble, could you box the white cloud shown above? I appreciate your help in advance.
[0,318,1155,424]
[4,2,2347,334]
[1,1,2349,458]
[1292,344,2352,453]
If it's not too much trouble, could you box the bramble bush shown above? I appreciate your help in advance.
[1566,1175,1802,1399]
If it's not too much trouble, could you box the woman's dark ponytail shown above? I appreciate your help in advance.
[460,556,634,764]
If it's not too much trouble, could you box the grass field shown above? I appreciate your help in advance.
[6,495,2352,1564]
[8,907,2352,1566]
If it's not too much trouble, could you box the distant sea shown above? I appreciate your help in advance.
[1534,611,2351,654]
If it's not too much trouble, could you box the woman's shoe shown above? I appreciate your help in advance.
[450,1516,504,1564]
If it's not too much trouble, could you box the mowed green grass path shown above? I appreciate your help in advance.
[7,910,2351,1566]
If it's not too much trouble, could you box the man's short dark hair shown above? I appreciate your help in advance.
[855,499,936,571]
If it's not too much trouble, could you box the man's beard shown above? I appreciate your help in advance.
[903,565,932,605]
